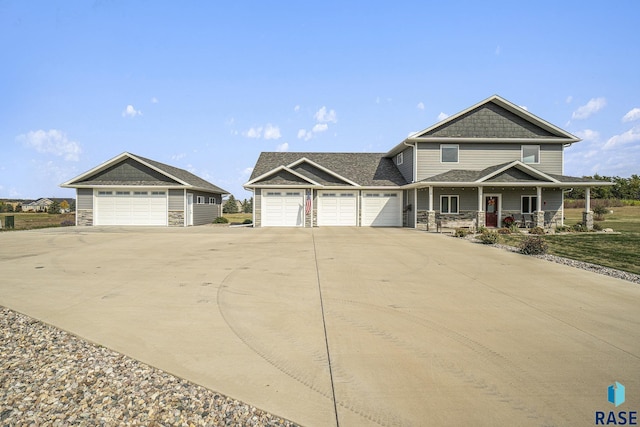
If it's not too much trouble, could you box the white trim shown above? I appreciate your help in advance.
[440,195,459,214]
[475,160,559,183]
[396,152,404,166]
[521,195,538,214]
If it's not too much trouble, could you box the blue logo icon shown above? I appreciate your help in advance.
[608,382,626,407]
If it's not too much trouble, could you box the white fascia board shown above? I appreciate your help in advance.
[286,157,361,186]
[406,137,574,144]
[244,165,321,187]
[405,181,591,188]
[476,161,559,183]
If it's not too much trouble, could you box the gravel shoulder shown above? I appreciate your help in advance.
[0,307,299,427]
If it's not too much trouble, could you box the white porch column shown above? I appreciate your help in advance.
[478,186,484,211]
[428,186,433,211]
[536,186,542,207]
[585,187,591,212]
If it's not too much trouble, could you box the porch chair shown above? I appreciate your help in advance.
[519,214,533,228]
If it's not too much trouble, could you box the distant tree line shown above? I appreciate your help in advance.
[565,174,640,200]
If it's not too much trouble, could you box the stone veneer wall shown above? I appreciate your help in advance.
[77,210,93,226]
[169,211,184,227]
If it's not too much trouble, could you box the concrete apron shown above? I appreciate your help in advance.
[1,226,639,426]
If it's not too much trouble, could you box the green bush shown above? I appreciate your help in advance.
[555,225,571,232]
[213,216,229,224]
[530,226,545,235]
[592,222,603,231]
[519,235,548,255]
[572,222,587,232]
[478,231,499,244]
[242,219,253,224]
[476,226,487,235]
[509,223,520,233]
[497,227,511,235]
[593,205,608,221]
[453,228,468,238]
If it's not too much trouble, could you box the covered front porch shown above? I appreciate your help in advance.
[404,161,608,232]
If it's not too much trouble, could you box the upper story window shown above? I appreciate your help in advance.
[209,197,216,204]
[522,145,540,164]
[396,152,404,165]
[441,144,459,163]
[196,196,205,204]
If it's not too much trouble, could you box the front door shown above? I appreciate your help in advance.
[485,196,499,227]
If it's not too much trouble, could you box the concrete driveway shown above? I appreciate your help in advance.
[1,226,639,426]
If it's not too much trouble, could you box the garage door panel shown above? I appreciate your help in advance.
[362,192,401,227]
[95,189,167,226]
[318,191,357,226]
[262,191,304,227]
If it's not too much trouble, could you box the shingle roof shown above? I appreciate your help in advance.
[248,152,407,187]
[133,154,230,194]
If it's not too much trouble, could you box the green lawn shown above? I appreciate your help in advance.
[0,212,75,231]
[500,205,640,275]
[223,212,252,223]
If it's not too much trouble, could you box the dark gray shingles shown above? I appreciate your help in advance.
[249,152,407,186]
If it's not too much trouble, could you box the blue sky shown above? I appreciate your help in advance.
[2,1,639,200]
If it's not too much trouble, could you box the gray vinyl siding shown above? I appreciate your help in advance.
[168,189,184,210]
[396,147,414,183]
[416,142,564,180]
[77,188,93,209]
[189,190,222,225]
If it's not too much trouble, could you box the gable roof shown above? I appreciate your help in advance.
[61,152,229,194]
[387,95,580,156]
[413,161,613,187]
[245,152,407,188]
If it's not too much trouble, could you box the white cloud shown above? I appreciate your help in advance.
[263,124,281,140]
[437,112,449,121]
[297,129,312,141]
[18,129,81,161]
[622,108,640,123]
[122,104,142,118]
[495,45,501,55]
[294,105,300,112]
[519,105,528,111]
[571,97,606,120]
[417,102,425,110]
[151,97,159,104]
[242,167,254,176]
[171,153,187,161]
[245,127,262,138]
[276,142,289,152]
[574,129,600,142]
[314,106,337,123]
[604,126,640,150]
[312,123,328,133]
[566,96,573,104]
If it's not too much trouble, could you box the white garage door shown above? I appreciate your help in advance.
[95,190,167,226]
[318,191,357,226]
[361,191,401,227]
[262,191,304,227]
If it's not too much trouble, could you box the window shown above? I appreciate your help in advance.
[151,191,165,196]
[133,191,148,196]
[97,191,112,196]
[209,197,216,204]
[285,192,301,196]
[440,195,459,214]
[522,145,540,164]
[115,191,130,196]
[396,152,404,165]
[322,193,337,197]
[266,192,281,196]
[340,193,355,197]
[196,196,205,204]
[521,196,538,214]
[441,144,459,163]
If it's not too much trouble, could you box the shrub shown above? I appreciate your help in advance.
[213,216,229,224]
[476,226,488,235]
[519,235,548,255]
[497,227,511,235]
[478,230,499,244]
[503,216,515,227]
[530,226,545,235]
[452,228,468,237]
[242,219,253,224]
[508,223,520,233]
[60,220,75,227]
[555,225,571,233]
[592,205,608,221]
[572,222,587,232]
[592,222,603,231]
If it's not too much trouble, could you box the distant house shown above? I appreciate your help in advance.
[21,198,54,212]
[244,95,611,229]
[61,152,229,226]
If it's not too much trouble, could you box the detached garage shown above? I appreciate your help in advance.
[61,152,229,227]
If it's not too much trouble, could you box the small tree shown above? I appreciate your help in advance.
[592,205,608,221]
[48,200,61,214]
[243,197,253,213]
[223,195,239,214]
[60,200,70,212]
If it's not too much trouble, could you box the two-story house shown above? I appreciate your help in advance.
[244,95,608,229]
